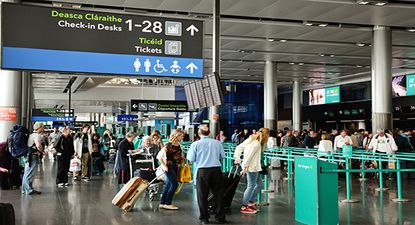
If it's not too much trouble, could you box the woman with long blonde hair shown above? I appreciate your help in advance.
[157,129,185,210]
[234,128,270,214]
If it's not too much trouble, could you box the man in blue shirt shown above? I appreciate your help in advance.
[187,125,226,224]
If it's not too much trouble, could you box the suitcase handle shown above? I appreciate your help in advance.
[228,165,241,179]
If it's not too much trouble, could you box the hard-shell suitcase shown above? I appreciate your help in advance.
[208,165,241,211]
[0,203,15,225]
[112,177,149,212]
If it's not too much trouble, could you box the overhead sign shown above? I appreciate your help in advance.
[117,115,138,122]
[0,107,17,121]
[131,100,191,112]
[1,3,204,78]
[31,108,74,122]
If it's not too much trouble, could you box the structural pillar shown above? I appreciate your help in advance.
[292,80,302,131]
[264,61,278,131]
[371,26,392,133]
[0,0,23,142]
[209,0,220,138]
[125,104,130,129]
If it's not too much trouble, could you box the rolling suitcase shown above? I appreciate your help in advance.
[208,165,241,212]
[112,172,164,212]
[112,177,149,212]
[0,203,15,225]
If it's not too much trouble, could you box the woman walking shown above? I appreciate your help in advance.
[157,129,184,210]
[55,127,74,186]
[234,128,270,214]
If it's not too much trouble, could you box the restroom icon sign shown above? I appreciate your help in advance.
[165,21,182,36]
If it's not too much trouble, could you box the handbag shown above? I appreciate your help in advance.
[155,166,166,181]
[69,158,81,172]
[175,162,192,195]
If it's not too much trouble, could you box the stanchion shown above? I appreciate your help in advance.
[392,159,411,203]
[359,157,367,182]
[259,157,271,206]
[341,158,359,203]
[284,149,293,181]
[376,156,389,192]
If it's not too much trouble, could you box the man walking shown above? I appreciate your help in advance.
[22,122,45,195]
[187,126,227,224]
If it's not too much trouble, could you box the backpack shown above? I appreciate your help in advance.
[7,125,32,158]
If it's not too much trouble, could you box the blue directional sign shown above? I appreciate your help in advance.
[117,115,138,122]
[32,116,74,122]
[1,3,204,79]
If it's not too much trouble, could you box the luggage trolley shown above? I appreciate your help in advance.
[128,150,162,201]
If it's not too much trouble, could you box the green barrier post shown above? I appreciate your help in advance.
[392,159,411,202]
[341,158,359,203]
[376,156,389,192]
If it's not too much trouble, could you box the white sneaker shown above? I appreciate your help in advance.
[159,204,165,208]
[163,205,179,210]
[64,183,69,186]
[57,183,64,187]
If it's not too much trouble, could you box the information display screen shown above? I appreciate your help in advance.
[1,3,204,78]
[392,75,407,97]
[183,73,224,110]
[309,86,340,105]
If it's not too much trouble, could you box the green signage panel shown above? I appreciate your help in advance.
[325,86,340,104]
[407,74,415,96]
[295,157,338,225]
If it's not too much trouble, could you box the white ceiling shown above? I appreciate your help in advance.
[24,0,415,107]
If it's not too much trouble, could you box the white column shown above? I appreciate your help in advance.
[292,80,302,131]
[371,26,392,133]
[0,0,23,141]
[264,61,278,131]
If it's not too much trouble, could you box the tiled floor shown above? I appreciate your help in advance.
[1,159,415,225]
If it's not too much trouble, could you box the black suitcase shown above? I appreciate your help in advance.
[208,166,241,212]
[0,203,15,225]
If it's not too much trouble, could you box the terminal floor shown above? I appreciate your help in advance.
[1,160,415,225]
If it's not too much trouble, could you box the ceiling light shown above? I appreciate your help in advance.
[356,0,388,6]
[320,54,325,57]
[279,39,287,43]
[266,38,275,42]
[303,21,313,26]
[298,63,304,66]
[356,65,363,68]
[330,54,335,57]
[407,28,415,32]
[356,43,366,47]
[318,23,328,27]
[289,62,295,65]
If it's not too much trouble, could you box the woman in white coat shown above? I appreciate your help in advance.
[234,128,270,214]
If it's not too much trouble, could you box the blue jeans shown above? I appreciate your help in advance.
[242,172,262,206]
[22,154,39,194]
[160,165,178,205]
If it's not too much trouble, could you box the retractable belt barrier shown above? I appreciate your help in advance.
[181,141,415,203]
